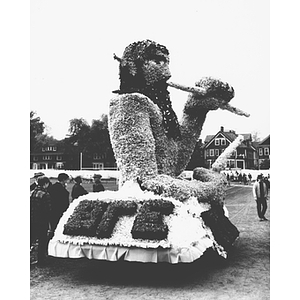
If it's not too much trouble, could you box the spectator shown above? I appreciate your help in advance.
[30,176,51,265]
[71,176,88,201]
[226,173,231,186]
[248,173,252,183]
[263,176,270,192]
[93,174,105,192]
[238,173,243,183]
[30,172,45,191]
[48,173,70,233]
[252,174,268,221]
[242,173,248,185]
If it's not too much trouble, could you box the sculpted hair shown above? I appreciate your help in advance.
[114,40,181,139]
[118,39,169,91]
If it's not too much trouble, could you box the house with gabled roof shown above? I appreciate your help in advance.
[257,135,270,169]
[201,126,259,170]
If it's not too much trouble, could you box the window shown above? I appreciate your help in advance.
[215,138,226,146]
[215,149,219,157]
[57,155,62,161]
[33,156,38,161]
[42,146,57,152]
[259,148,263,156]
[93,153,102,160]
[209,149,214,157]
[207,159,212,168]
[56,162,64,169]
[93,162,104,170]
[264,148,269,155]
[43,155,52,160]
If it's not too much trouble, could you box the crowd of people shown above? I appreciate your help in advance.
[225,170,270,188]
[30,168,270,265]
[224,171,270,222]
[30,172,105,265]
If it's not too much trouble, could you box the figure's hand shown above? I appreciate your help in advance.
[196,77,234,101]
[186,77,234,112]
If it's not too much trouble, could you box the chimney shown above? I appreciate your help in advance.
[220,126,224,132]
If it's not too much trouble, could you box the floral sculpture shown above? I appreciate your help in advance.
[48,40,246,263]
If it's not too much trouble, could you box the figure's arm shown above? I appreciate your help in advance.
[109,93,159,185]
[175,77,235,175]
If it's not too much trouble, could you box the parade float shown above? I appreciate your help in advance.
[48,40,249,263]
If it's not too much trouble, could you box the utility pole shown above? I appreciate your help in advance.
[80,152,83,170]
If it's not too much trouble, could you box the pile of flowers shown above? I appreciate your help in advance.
[53,182,229,256]
[109,93,160,185]
[131,199,174,240]
[141,173,226,206]
[63,198,175,241]
[63,200,109,237]
[183,77,235,115]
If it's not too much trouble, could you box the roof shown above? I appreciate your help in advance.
[203,129,253,149]
[259,135,270,145]
[240,133,251,141]
[204,135,214,143]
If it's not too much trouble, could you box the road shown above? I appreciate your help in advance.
[30,185,270,300]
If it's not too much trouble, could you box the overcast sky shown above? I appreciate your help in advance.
[31,0,269,141]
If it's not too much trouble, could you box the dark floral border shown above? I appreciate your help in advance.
[63,198,174,241]
[131,199,174,240]
[63,200,108,237]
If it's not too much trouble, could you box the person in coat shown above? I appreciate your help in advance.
[30,176,51,264]
[92,174,105,192]
[252,174,269,221]
[71,176,88,201]
[30,172,45,191]
[48,173,70,233]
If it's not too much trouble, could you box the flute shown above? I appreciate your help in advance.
[167,81,250,118]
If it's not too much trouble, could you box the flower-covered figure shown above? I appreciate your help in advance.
[48,40,242,264]
[110,39,234,205]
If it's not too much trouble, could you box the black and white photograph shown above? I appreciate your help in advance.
[16,0,285,298]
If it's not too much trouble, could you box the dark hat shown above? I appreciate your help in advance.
[37,176,50,186]
[93,174,102,179]
[74,176,82,183]
[58,173,69,182]
[257,174,263,180]
[33,172,45,178]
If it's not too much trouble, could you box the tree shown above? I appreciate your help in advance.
[67,118,91,150]
[30,111,45,151]
[251,131,261,142]
[87,114,115,162]
[260,159,270,170]
[33,134,58,152]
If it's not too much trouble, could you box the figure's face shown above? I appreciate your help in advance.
[142,54,171,85]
